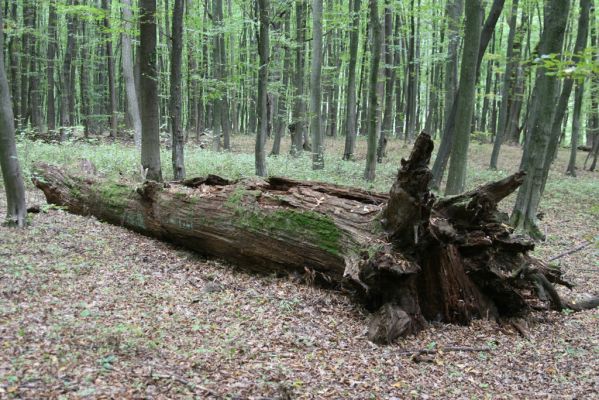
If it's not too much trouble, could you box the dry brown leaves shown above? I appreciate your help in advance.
[0,145,597,399]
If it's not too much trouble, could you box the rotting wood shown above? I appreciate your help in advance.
[32,132,598,344]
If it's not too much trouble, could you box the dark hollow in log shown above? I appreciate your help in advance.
[32,133,594,344]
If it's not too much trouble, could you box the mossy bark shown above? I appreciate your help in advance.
[32,133,594,344]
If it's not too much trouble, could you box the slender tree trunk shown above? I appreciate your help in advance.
[443,0,463,136]
[584,6,599,171]
[565,0,591,177]
[102,0,118,138]
[0,6,26,226]
[170,0,185,180]
[19,1,33,129]
[46,0,58,133]
[311,0,324,170]
[291,0,307,156]
[255,0,269,176]
[363,0,381,181]
[60,1,77,141]
[140,0,162,181]
[7,2,18,128]
[270,7,291,156]
[565,82,584,176]
[445,0,484,195]
[511,0,570,239]
[377,0,394,164]
[342,0,362,161]
[490,0,520,169]
[122,0,142,148]
[431,0,505,189]
[79,18,91,137]
[25,6,42,132]
[403,0,417,142]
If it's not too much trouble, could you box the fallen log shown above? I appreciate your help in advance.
[32,132,596,344]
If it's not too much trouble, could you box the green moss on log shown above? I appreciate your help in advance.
[236,208,342,256]
[97,182,134,212]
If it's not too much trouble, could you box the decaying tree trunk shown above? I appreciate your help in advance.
[32,133,596,344]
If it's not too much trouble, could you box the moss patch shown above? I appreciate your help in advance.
[235,207,342,256]
[97,182,133,212]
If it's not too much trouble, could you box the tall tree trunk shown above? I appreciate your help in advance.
[46,0,58,134]
[445,0,484,195]
[565,0,591,177]
[19,1,33,129]
[342,0,362,161]
[511,0,570,239]
[122,0,142,148]
[363,0,381,181]
[102,0,118,139]
[0,6,26,227]
[490,0,520,169]
[443,0,463,136]
[140,0,163,181]
[377,0,394,164]
[291,0,307,156]
[60,1,77,141]
[431,0,505,189]
[7,1,18,128]
[255,0,269,176]
[28,7,42,133]
[170,0,185,180]
[403,0,417,142]
[270,6,291,156]
[311,0,324,170]
[584,6,599,171]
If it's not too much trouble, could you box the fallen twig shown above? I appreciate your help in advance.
[548,241,592,262]
[398,346,492,356]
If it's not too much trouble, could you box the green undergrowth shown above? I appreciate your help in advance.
[6,137,598,218]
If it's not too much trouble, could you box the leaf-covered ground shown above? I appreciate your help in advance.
[1,139,598,399]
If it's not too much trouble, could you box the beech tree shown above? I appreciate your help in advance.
[170,0,185,180]
[363,0,381,181]
[255,0,269,176]
[511,0,571,238]
[310,0,324,170]
[140,0,163,181]
[444,0,484,195]
[122,0,142,148]
[0,6,27,227]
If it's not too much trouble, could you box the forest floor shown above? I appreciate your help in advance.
[1,136,598,399]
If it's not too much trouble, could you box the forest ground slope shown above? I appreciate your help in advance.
[1,139,597,398]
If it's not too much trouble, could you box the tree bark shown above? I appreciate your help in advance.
[431,0,505,190]
[490,0,520,169]
[0,6,27,226]
[140,0,163,181]
[565,0,591,177]
[102,0,118,139]
[122,0,142,148]
[310,0,324,170]
[256,0,269,176]
[46,0,58,133]
[444,0,484,195]
[363,0,381,181]
[342,0,361,161]
[170,0,185,180]
[60,0,77,141]
[511,0,570,239]
[32,132,595,344]
[377,0,394,164]
[270,6,291,156]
